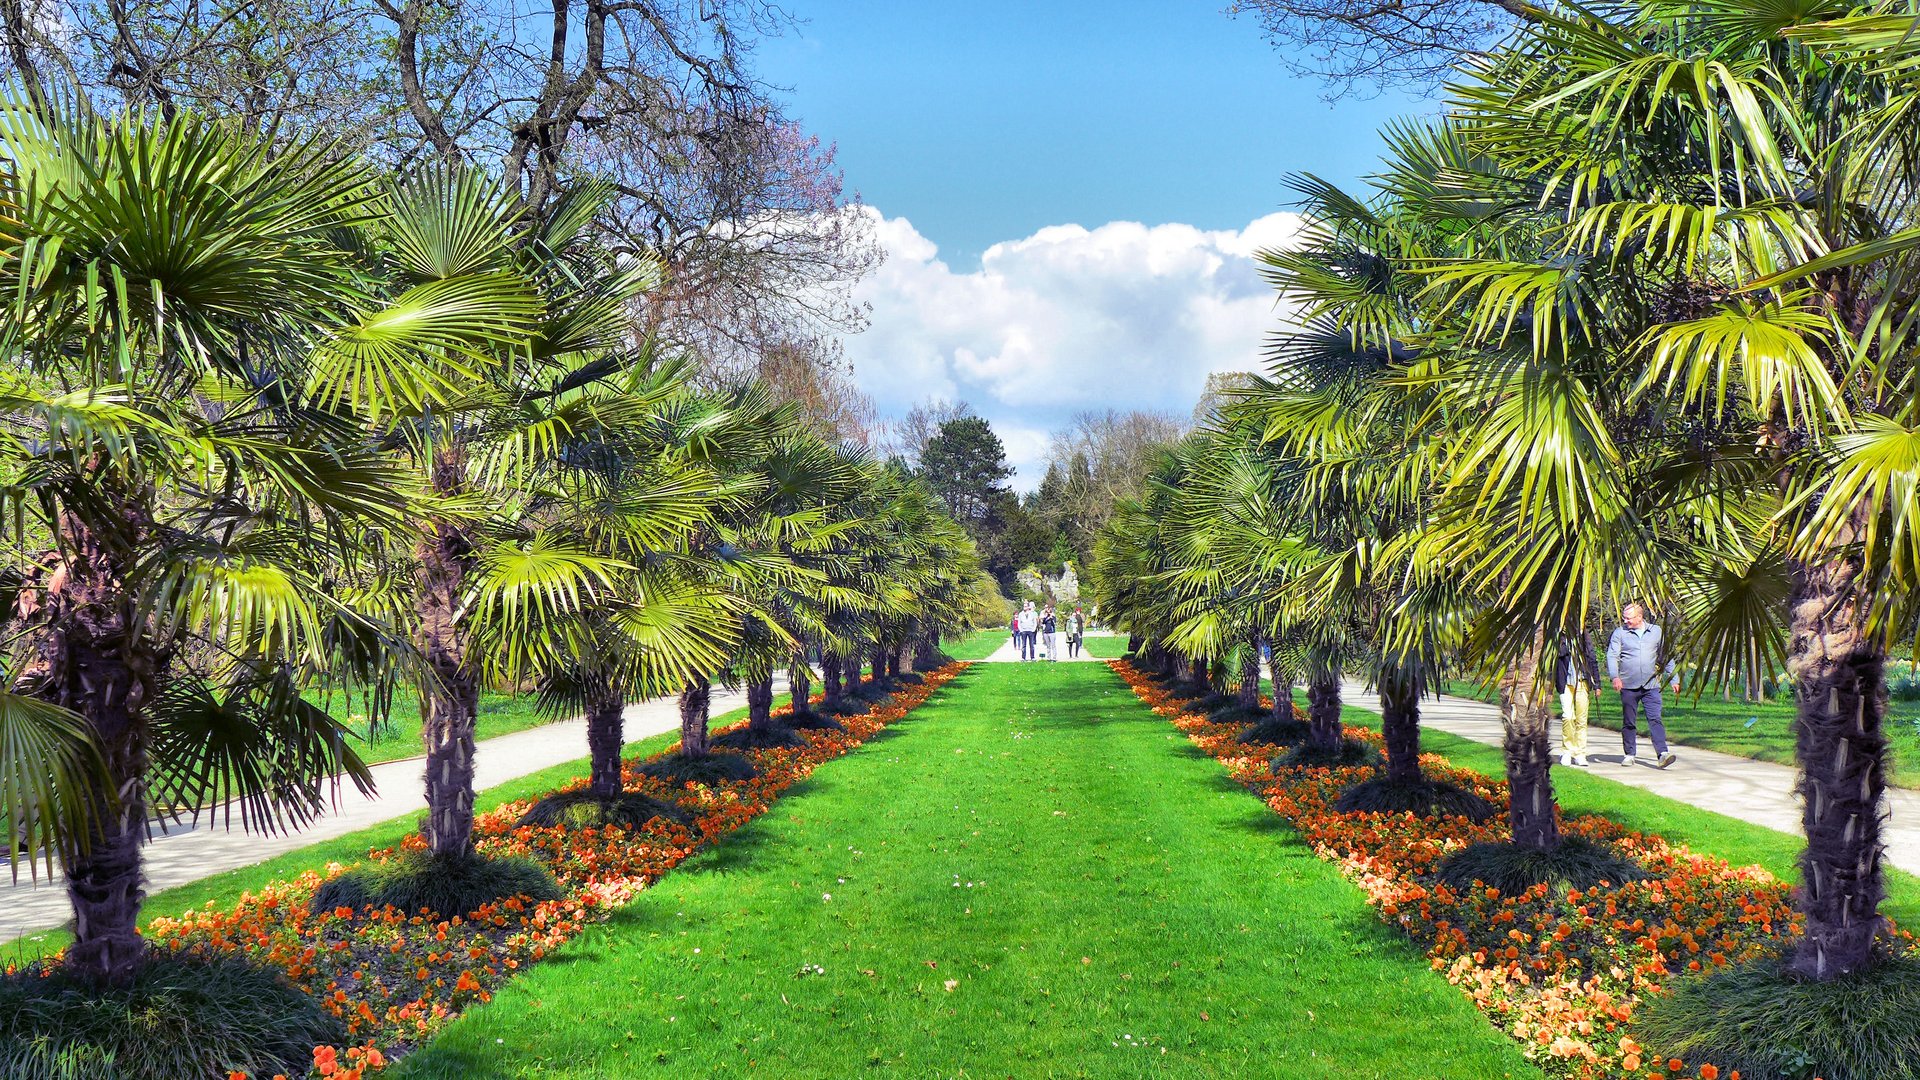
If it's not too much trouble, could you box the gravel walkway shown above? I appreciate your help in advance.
[1,683,767,945]
[1339,680,1920,876]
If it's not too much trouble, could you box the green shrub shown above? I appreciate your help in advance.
[310,850,563,918]
[1334,776,1497,822]
[515,790,693,830]
[636,750,759,786]
[1634,948,1920,1080]
[817,698,868,718]
[1434,836,1644,894]
[1234,715,1312,746]
[1179,692,1238,716]
[1275,738,1381,770]
[711,723,807,750]
[783,709,845,732]
[0,954,343,1080]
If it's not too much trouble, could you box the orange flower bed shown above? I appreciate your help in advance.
[8,665,966,1080]
[1109,658,1911,1080]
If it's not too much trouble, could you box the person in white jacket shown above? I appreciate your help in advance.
[1016,601,1038,661]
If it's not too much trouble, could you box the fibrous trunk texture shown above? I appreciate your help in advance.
[679,676,711,756]
[20,506,160,987]
[822,652,843,706]
[585,673,625,798]
[418,448,481,859]
[1498,636,1560,852]
[871,648,886,684]
[1271,668,1293,721]
[1306,672,1342,750]
[746,674,776,734]
[1787,549,1888,980]
[1237,640,1262,709]
[1379,663,1423,785]
[790,661,812,713]
[886,647,901,678]
[915,634,940,670]
[844,651,862,695]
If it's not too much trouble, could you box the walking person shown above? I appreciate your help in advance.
[1016,601,1038,662]
[1555,630,1601,767]
[1605,601,1679,768]
[1042,604,1060,662]
[1067,607,1086,658]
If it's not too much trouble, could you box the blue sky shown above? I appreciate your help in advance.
[759,1,1432,266]
[756,2,1440,486]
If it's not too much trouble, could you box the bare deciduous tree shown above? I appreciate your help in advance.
[1227,0,1543,94]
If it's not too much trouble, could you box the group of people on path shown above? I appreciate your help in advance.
[1555,601,1680,769]
[1011,600,1086,661]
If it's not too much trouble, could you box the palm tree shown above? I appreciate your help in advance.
[0,95,507,984]
[1444,0,1917,978]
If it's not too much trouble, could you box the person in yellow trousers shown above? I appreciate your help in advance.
[1555,630,1602,766]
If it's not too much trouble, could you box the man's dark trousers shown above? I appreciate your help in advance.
[1618,686,1669,757]
[1020,631,1036,660]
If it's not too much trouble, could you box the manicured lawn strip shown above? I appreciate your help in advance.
[1081,633,1130,658]
[1119,663,1850,1080]
[1342,704,1920,928]
[330,688,560,767]
[0,707,744,966]
[395,662,1541,1080]
[1439,679,1920,789]
[943,627,1012,660]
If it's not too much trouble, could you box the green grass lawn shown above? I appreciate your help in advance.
[0,704,750,966]
[943,627,1013,661]
[1339,701,1920,927]
[394,662,1541,1080]
[1081,633,1130,659]
[325,687,557,766]
[1439,678,1920,788]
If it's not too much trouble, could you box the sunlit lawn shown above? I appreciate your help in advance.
[393,663,1540,1079]
[1439,679,1920,788]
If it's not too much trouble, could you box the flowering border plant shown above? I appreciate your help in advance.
[1109,659,1912,1080]
[7,665,967,1079]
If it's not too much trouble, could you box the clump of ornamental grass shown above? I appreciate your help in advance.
[817,698,869,718]
[1334,775,1497,822]
[1434,835,1644,895]
[1633,946,1920,1080]
[636,749,759,786]
[1274,738,1381,771]
[1179,692,1238,716]
[515,790,694,830]
[310,850,563,918]
[1234,715,1313,746]
[782,709,845,732]
[0,954,344,1080]
[711,723,808,751]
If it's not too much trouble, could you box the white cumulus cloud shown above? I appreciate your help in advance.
[846,208,1305,487]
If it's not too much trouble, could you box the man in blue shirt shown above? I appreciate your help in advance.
[1605,602,1679,768]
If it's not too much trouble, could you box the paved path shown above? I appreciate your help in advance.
[978,628,1116,663]
[1340,680,1920,876]
[0,683,771,945]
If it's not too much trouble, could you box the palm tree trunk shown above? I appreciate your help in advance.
[418,449,481,859]
[1379,661,1423,786]
[871,647,887,684]
[1787,551,1887,980]
[822,652,842,706]
[790,660,812,713]
[1237,638,1261,708]
[844,651,862,695]
[1498,635,1560,852]
[1306,671,1342,750]
[24,510,159,986]
[746,673,776,735]
[679,676,711,756]
[886,646,902,678]
[1271,665,1293,721]
[915,634,940,670]
[585,673,625,798]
